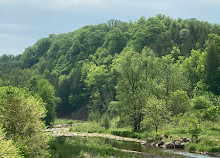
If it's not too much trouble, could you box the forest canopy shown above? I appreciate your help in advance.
[1,15,220,133]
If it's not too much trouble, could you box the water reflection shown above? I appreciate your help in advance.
[101,137,217,158]
[50,136,217,158]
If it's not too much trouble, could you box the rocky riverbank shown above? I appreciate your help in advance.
[48,125,220,157]
[142,135,191,149]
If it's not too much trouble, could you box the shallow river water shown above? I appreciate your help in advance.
[51,136,218,158]
[103,137,217,158]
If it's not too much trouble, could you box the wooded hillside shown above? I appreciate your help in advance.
[1,15,220,132]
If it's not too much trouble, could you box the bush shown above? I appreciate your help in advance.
[70,122,106,133]
[179,112,202,139]
[185,137,220,152]
[210,146,220,152]
[185,143,197,151]
[0,86,50,157]
[0,128,22,158]
[54,118,82,125]
[110,130,141,139]
[50,136,142,158]
[100,114,110,129]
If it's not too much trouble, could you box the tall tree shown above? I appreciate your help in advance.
[0,128,22,158]
[0,86,50,157]
[28,77,56,125]
[143,96,171,132]
[204,34,220,95]
[114,48,147,131]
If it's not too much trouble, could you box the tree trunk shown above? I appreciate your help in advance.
[133,117,138,131]
[133,114,142,131]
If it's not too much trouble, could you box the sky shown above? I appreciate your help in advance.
[0,0,220,55]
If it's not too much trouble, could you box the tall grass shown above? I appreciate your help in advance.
[54,118,83,125]
[66,119,220,153]
[49,136,143,158]
[70,121,107,133]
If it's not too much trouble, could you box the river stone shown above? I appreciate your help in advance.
[163,141,174,148]
[141,142,151,146]
[163,135,169,139]
[182,137,190,142]
[146,139,154,143]
[151,142,157,147]
[158,141,164,147]
[174,140,185,149]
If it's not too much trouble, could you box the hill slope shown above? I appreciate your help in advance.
[1,15,220,120]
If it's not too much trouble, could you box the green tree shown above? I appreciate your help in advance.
[114,49,147,131]
[88,90,102,122]
[28,77,56,125]
[0,127,22,158]
[168,90,189,116]
[205,106,220,125]
[6,68,34,87]
[103,28,127,54]
[204,34,220,95]
[56,74,71,116]
[182,49,204,90]
[179,112,202,139]
[0,77,2,87]
[191,95,211,110]
[0,86,50,158]
[100,113,110,129]
[143,96,171,132]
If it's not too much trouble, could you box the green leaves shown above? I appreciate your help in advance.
[143,96,171,132]
[104,28,127,54]
[179,112,202,139]
[167,90,189,116]
[28,77,56,125]
[0,128,22,158]
[0,86,50,157]
[114,49,148,131]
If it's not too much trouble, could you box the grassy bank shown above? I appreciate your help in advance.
[65,119,220,154]
[49,136,143,158]
[54,118,83,125]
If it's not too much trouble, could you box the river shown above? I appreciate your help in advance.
[50,136,218,158]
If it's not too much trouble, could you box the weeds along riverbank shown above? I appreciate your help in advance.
[51,119,220,156]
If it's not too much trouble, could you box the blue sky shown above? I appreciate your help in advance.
[0,0,220,55]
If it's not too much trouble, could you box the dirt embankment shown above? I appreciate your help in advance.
[49,126,178,158]
[48,124,146,143]
[53,132,146,143]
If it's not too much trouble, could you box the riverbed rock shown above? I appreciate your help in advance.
[142,142,151,146]
[158,141,164,147]
[147,139,154,143]
[151,142,157,147]
[163,142,174,148]
[163,134,169,139]
[174,140,185,149]
[182,137,190,142]
[144,137,188,149]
